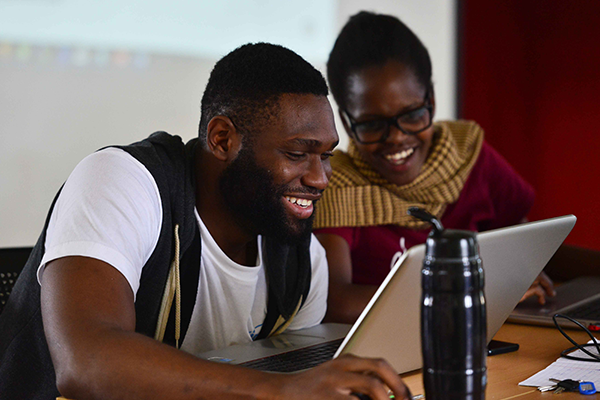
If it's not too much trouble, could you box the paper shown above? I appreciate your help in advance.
[519,340,600,387]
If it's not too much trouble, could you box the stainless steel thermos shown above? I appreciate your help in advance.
[408,207,487,400]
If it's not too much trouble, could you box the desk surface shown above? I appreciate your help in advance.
[57,323,597,400]
[401,322,599,400]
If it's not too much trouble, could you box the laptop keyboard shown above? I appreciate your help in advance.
[239,338,343,373]
[566,297,600,321]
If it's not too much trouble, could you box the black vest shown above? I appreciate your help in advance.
[0,132,312,399]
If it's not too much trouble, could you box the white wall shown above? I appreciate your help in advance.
[0,0,456,247]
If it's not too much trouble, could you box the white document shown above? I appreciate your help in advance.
[519,340,600,387]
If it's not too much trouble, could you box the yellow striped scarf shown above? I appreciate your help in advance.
[313,120,484,229]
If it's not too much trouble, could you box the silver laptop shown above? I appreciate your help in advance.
[509,275,600,328]
[199,215,576,374]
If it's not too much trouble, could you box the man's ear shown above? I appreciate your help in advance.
[206,116,242,161]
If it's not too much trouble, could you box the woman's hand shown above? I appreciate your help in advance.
[519,271,556,305]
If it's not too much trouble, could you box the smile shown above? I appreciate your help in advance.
[385,147,415,165]
[285,196,313,208]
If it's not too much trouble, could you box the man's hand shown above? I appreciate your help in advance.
[275,354,411,400]
[519,271,556,305]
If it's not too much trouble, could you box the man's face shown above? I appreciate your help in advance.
[219,94,338,243]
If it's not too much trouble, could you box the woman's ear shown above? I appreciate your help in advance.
[206,116,242,161]
[428,86,436,119]
[338,108,353,135]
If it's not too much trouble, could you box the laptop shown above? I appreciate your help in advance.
[199,215,576,374]
[508,276,600,328]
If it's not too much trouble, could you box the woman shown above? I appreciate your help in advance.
[313,11,554,324]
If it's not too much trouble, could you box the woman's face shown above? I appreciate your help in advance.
[342,61,435,186]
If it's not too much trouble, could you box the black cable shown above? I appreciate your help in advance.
[553,313,600,362]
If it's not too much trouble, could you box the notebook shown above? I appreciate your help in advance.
[508,276,600,328]
[198,215,576,374]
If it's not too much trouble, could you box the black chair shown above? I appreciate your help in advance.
[0,247,33,314]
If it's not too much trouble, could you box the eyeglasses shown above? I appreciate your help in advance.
[341,95,433,145]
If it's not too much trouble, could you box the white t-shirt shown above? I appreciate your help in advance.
[39,148,328,356]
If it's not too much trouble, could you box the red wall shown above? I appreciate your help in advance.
[460,1,600,250]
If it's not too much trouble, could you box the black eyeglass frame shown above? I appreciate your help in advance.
[341,94,434,145]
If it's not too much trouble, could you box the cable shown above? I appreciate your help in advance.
[553,313,600,362]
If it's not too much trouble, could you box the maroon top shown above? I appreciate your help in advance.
[314,141,535,286]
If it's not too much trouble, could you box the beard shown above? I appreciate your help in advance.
[218,144,316,244]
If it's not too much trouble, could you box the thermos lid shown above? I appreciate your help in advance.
[425,230,478,258]
[407,207,479,259]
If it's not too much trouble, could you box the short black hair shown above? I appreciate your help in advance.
[199,42,328,145]
[327,11,432,110]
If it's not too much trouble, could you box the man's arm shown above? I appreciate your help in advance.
[42,256,410,400]
[315,233,377,324]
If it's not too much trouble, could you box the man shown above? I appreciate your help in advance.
[0,43,410,400]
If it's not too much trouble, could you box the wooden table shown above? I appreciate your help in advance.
[401,322,599,400]
[57,322,598,400]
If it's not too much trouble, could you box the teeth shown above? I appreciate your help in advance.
[285,196,313,208]
[385,148,415,164]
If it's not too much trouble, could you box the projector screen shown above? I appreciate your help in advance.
[0,0,336,61]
